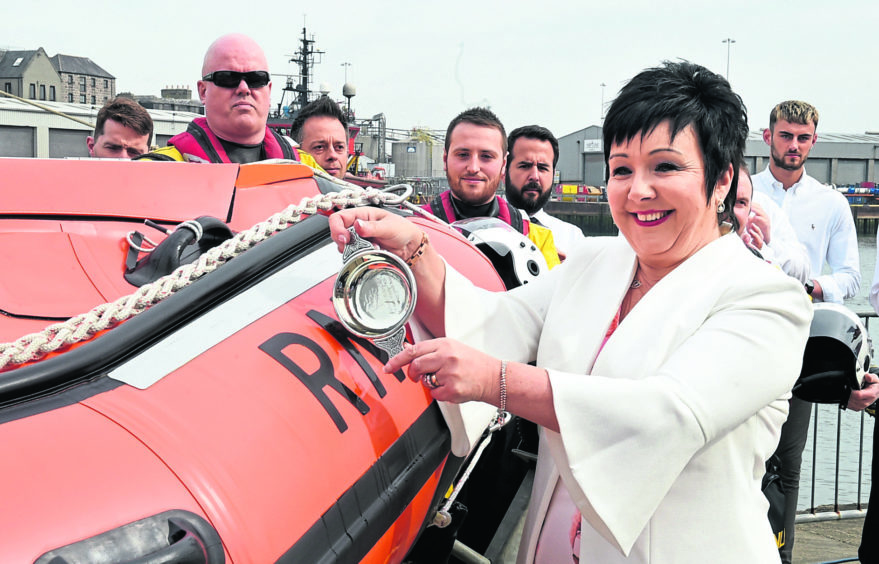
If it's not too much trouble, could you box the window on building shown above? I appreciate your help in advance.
[90,95,96,104]
[12,57,23,67]
[49,86,55,101]
[29,83,35,99]
[91,77,96,87]
[79,94,86,103]
[40,84,46,100]
[68,93,73,102]
[103,96,108,102]
[68,75,73,84]
[4,82,11,93]
[104,79,109,88]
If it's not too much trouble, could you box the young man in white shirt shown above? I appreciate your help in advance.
[752,100,860,303]
[752,100,860,564]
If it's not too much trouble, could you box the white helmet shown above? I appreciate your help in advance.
[450,217,549,289]
[794,302,872,405]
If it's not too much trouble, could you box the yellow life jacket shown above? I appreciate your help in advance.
[528,223,561,269]
[138,145,322,171]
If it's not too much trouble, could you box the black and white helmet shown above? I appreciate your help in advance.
[794,303,872,406]
[451,217,548,290]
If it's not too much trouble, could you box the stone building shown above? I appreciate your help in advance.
[50,53,114,105]
[0,48,114,106]
[135,86,203,114]
[0,48,62,102]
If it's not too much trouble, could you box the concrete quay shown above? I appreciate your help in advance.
[794,516,865,563]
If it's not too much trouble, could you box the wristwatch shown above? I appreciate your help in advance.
[804,280,815,295]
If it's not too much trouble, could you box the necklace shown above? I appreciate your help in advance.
[623,266,652,319]
[630,265,661,291]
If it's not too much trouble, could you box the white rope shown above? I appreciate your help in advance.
[0,185,397,371]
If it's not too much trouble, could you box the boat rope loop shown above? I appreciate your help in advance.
[0,184,399,371]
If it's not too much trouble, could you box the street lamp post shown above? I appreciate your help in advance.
[600,82,606,121]
[721,38,736,80]
[341,62,351,83]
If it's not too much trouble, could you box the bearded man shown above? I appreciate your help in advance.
[505,125,584,259]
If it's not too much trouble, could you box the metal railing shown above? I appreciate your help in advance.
[796,311,876,524]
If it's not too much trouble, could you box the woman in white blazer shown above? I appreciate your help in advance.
[330,61,813,563]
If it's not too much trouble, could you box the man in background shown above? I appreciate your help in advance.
[140,33,313,166]
[753,100,859,302]
[753,100,860,564]
[291,96,349,179]
[416,108,555,557]
[505,125,584,259]
[86,97,152,159]
[424,107,559,268]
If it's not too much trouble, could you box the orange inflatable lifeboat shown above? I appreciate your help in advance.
[0,158,507,563]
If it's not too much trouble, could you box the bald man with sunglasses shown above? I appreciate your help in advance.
[140,34,316,166]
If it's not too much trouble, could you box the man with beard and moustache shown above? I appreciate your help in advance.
[753,100,859,302]
[409,109,556,561]
[423,107,560,269]
[752,100,860,564]
[505,125,585,260]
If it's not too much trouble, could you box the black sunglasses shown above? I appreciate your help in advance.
[202,70,270,89]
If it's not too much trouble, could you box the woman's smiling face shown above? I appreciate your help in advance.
[607,121,732,271]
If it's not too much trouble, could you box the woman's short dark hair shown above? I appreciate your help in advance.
[602,60,748,231]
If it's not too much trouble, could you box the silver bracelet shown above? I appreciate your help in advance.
[499,360,508,413]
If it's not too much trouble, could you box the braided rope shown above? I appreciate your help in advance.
[0,185,394,371]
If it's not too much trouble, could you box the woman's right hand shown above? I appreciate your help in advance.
[330,207,448,336]
[328,207,425,262]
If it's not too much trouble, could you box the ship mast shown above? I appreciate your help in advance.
[289,26,324,114]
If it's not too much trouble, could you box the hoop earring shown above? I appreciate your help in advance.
[716,202,726,214]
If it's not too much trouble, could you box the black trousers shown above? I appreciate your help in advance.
[774,397,813,564]
[859,414,879,563]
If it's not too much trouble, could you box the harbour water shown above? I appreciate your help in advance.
[799,231,878,511]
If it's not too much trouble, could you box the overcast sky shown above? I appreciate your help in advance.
[4,0,878,138]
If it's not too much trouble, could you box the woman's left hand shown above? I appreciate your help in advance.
[385,338,499,405]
